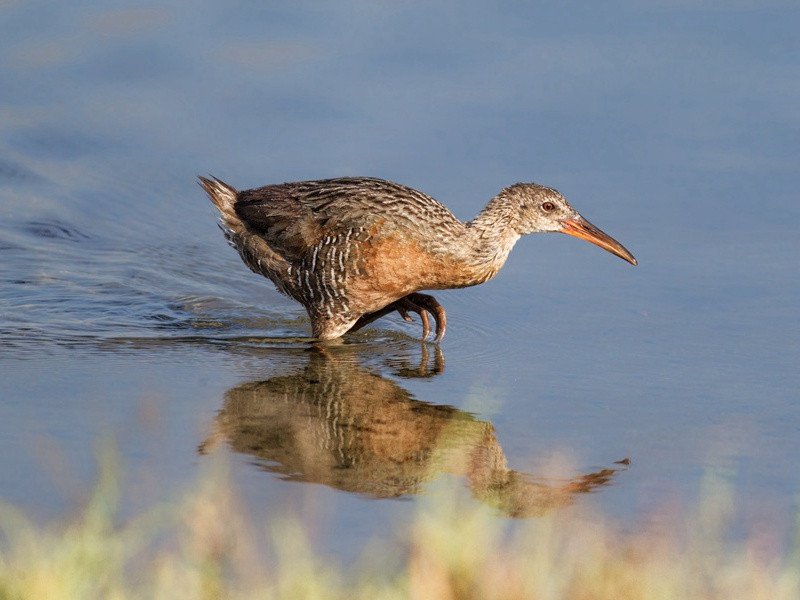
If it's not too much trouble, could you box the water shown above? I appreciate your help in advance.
[2,0,799,558]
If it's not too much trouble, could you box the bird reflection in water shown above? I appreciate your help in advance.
[199,344,625,518]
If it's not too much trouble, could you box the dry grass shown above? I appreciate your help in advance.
[0,452,798,600]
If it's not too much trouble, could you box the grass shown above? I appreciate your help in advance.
[0,451,798,600]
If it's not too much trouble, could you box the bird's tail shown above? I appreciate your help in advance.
[198,175,238,215]
[198,175,245,246]
[197,175,289,283]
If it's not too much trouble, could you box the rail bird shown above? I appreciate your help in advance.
[200,176,636,342]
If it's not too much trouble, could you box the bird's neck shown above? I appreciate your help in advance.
[439,198,522,288]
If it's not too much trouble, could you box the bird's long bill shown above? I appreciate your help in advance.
[560,217,638,265]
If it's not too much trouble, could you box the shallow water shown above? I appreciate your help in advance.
[2,0,799,559]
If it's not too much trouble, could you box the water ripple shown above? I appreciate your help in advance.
[22,219,91,242]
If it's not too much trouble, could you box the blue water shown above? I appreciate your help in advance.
[2,0,799,557]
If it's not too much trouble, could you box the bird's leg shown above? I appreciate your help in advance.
[348,293,447,342]
[348,304,409,333]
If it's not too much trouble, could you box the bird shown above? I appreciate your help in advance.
[199,176,637,342]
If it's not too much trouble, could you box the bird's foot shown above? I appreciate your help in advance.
[396,293,447,342]
[348,293,447,342]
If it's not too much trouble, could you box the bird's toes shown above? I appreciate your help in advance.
[433,321,445,343]
[397,307,413,322]
[417,308,431,340]
[430,306,446,343]
[410,294,446,343]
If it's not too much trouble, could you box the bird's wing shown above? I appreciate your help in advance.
[234,178,452,262]
[233,184,328,263]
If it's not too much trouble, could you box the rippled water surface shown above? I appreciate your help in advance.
[2,1,799,558]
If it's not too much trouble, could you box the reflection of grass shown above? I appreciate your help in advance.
[1,454,798,599]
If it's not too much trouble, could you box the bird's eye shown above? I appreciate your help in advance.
[542,201,555,212]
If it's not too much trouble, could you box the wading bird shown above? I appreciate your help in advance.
[200,176,636,342]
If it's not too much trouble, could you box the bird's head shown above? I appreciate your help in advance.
[501,183,637,266]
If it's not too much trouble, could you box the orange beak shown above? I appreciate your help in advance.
[560,217,637,265]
